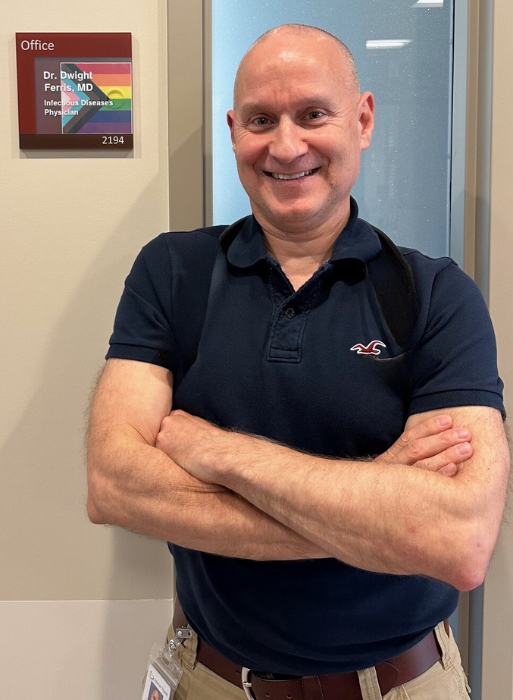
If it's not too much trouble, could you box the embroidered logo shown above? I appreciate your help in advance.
[350,340,386,356]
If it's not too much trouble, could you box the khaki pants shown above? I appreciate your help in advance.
[169,621,471,700]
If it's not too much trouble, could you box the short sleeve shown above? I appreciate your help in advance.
[106,234,179,372]
[408,262,505,417]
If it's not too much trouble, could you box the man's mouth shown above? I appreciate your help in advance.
[265,168,320,180]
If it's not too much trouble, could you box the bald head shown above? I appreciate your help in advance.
[233,24,360,110]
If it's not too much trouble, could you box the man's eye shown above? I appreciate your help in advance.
[251,117,270,126]
[306,111,325,120]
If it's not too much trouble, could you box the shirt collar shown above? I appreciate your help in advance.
[329,198,382,263]
[221,198,382,269]
[221,215,267,268]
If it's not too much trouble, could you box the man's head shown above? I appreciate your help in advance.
[149,689,160,700]
[233,25,360,109]
[227,24,374,234]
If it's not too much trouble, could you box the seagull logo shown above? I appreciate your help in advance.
[350,340,386,356]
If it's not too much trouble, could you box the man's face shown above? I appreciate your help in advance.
[227,33,374,233]
[150,690,159,700]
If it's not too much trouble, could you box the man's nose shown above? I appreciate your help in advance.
[267,118,308,163]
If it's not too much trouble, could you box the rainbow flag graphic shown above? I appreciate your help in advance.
[60,61,132,134]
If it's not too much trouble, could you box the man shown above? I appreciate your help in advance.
[87,24,509,700]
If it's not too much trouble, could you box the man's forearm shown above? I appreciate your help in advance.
[87,431,328,560]
[160,408,508,590]
[218,436,459,577]
[214,420,506,590]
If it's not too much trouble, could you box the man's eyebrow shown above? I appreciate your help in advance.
[237,102,266,116]
[238,96,337,116]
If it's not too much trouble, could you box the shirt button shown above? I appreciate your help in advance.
[285,307,296,319]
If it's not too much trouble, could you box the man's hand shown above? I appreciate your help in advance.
[156,410,473,483]
[156,410,232,483]
[376,413,473,476]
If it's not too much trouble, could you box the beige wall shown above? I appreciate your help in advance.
[1,0,173,603]
[1,1,177,697]
[482,0,513,698]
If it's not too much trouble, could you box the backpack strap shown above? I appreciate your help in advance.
[367,226,419,348]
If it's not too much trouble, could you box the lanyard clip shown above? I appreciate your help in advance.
[162,627,192,662]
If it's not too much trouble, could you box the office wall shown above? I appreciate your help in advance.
[482,1,513,698]
[0,2,175,698]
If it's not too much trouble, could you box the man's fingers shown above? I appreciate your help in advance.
[381,424,472,466]
[439,463,458,477]
[402,428,471,462]
[385,415,453,458]
[414,442,473,473]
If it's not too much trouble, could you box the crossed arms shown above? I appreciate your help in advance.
[87,358,510,591]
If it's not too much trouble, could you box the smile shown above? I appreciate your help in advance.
[266,168,320,180]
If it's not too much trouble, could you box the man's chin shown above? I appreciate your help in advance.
[251,203,323,232]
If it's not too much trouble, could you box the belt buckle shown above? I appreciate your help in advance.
[241,667,257,700]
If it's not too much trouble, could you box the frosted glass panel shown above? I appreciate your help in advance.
[211,0,453,258]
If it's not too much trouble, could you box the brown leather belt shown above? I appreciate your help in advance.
[173,602,448,700]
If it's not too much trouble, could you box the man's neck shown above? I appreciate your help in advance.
[257,208,350,274]
[256,208,351,289]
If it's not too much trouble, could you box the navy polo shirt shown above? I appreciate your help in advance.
[107,200,504,674]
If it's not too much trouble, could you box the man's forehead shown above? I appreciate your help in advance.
[235,68,348,116]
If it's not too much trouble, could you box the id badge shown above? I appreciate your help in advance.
[141,629,191,700]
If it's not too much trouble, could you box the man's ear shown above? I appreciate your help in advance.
[358,92,375,151]
[227,110,236,151]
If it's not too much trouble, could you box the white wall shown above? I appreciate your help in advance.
[1,2,176,698]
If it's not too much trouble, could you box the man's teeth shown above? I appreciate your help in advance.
[271,169,316,180]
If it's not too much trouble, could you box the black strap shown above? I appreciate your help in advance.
[368,226,419,348]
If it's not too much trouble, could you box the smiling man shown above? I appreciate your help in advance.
[87,25,508,700]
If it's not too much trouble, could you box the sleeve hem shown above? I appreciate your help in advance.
[409,390,506,419]
[106,343,174,372]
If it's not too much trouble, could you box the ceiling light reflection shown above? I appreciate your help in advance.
[411,0,444,7]
[366,40,412,50]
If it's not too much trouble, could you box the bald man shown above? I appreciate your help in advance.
[87,25,508,700]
